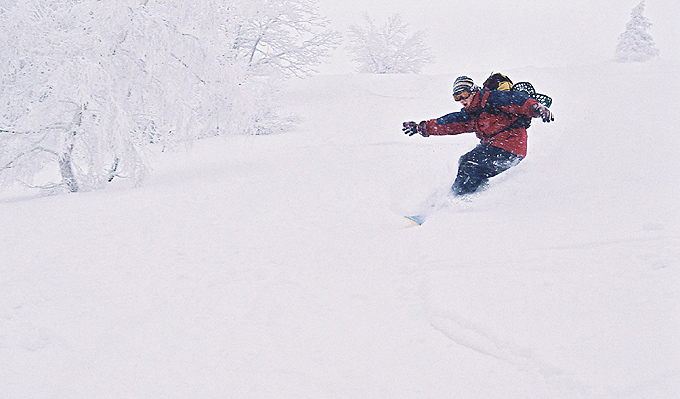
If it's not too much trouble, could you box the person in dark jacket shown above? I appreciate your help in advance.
[403,75,553,196]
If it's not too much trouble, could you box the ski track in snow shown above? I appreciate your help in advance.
[427,309,565,378]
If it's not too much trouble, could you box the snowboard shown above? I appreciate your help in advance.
[403,188,453,227]
[404,214,426,226]
[403,189,475,227]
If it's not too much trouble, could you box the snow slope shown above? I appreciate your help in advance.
[1,61,679,398]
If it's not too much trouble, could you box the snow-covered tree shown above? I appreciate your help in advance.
[615,0,659,62]
[0,0,337,194]
[228,0,340,79]
[346,14,434,74]
[0,0,159,192]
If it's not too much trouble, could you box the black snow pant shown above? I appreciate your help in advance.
[451,144,523,196]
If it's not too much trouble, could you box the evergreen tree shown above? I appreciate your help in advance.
[615,0,659,62]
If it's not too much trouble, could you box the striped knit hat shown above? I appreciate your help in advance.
[452,76,478,96]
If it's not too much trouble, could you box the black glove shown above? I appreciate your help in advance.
[533,104,554,123]
[403,121,428,137]
[403,121,418,136]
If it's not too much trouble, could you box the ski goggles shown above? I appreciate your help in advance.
[453,90,472,102]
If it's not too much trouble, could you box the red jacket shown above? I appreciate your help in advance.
[423,89,541,157]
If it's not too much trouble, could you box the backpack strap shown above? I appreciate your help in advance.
[474,88,532,140]
[478,88,492,109]
[479,88,505,116]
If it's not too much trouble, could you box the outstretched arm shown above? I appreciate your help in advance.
[419,110,476,136]
[489,90,554,123]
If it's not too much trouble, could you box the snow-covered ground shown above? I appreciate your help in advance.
[1,61,679,398]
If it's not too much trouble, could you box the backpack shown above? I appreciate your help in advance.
[483,72,514,92]
[483,72,552,108]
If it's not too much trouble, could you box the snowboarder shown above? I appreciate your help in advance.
[403,75,554,197]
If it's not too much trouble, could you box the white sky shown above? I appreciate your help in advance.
[317,0,680,74]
